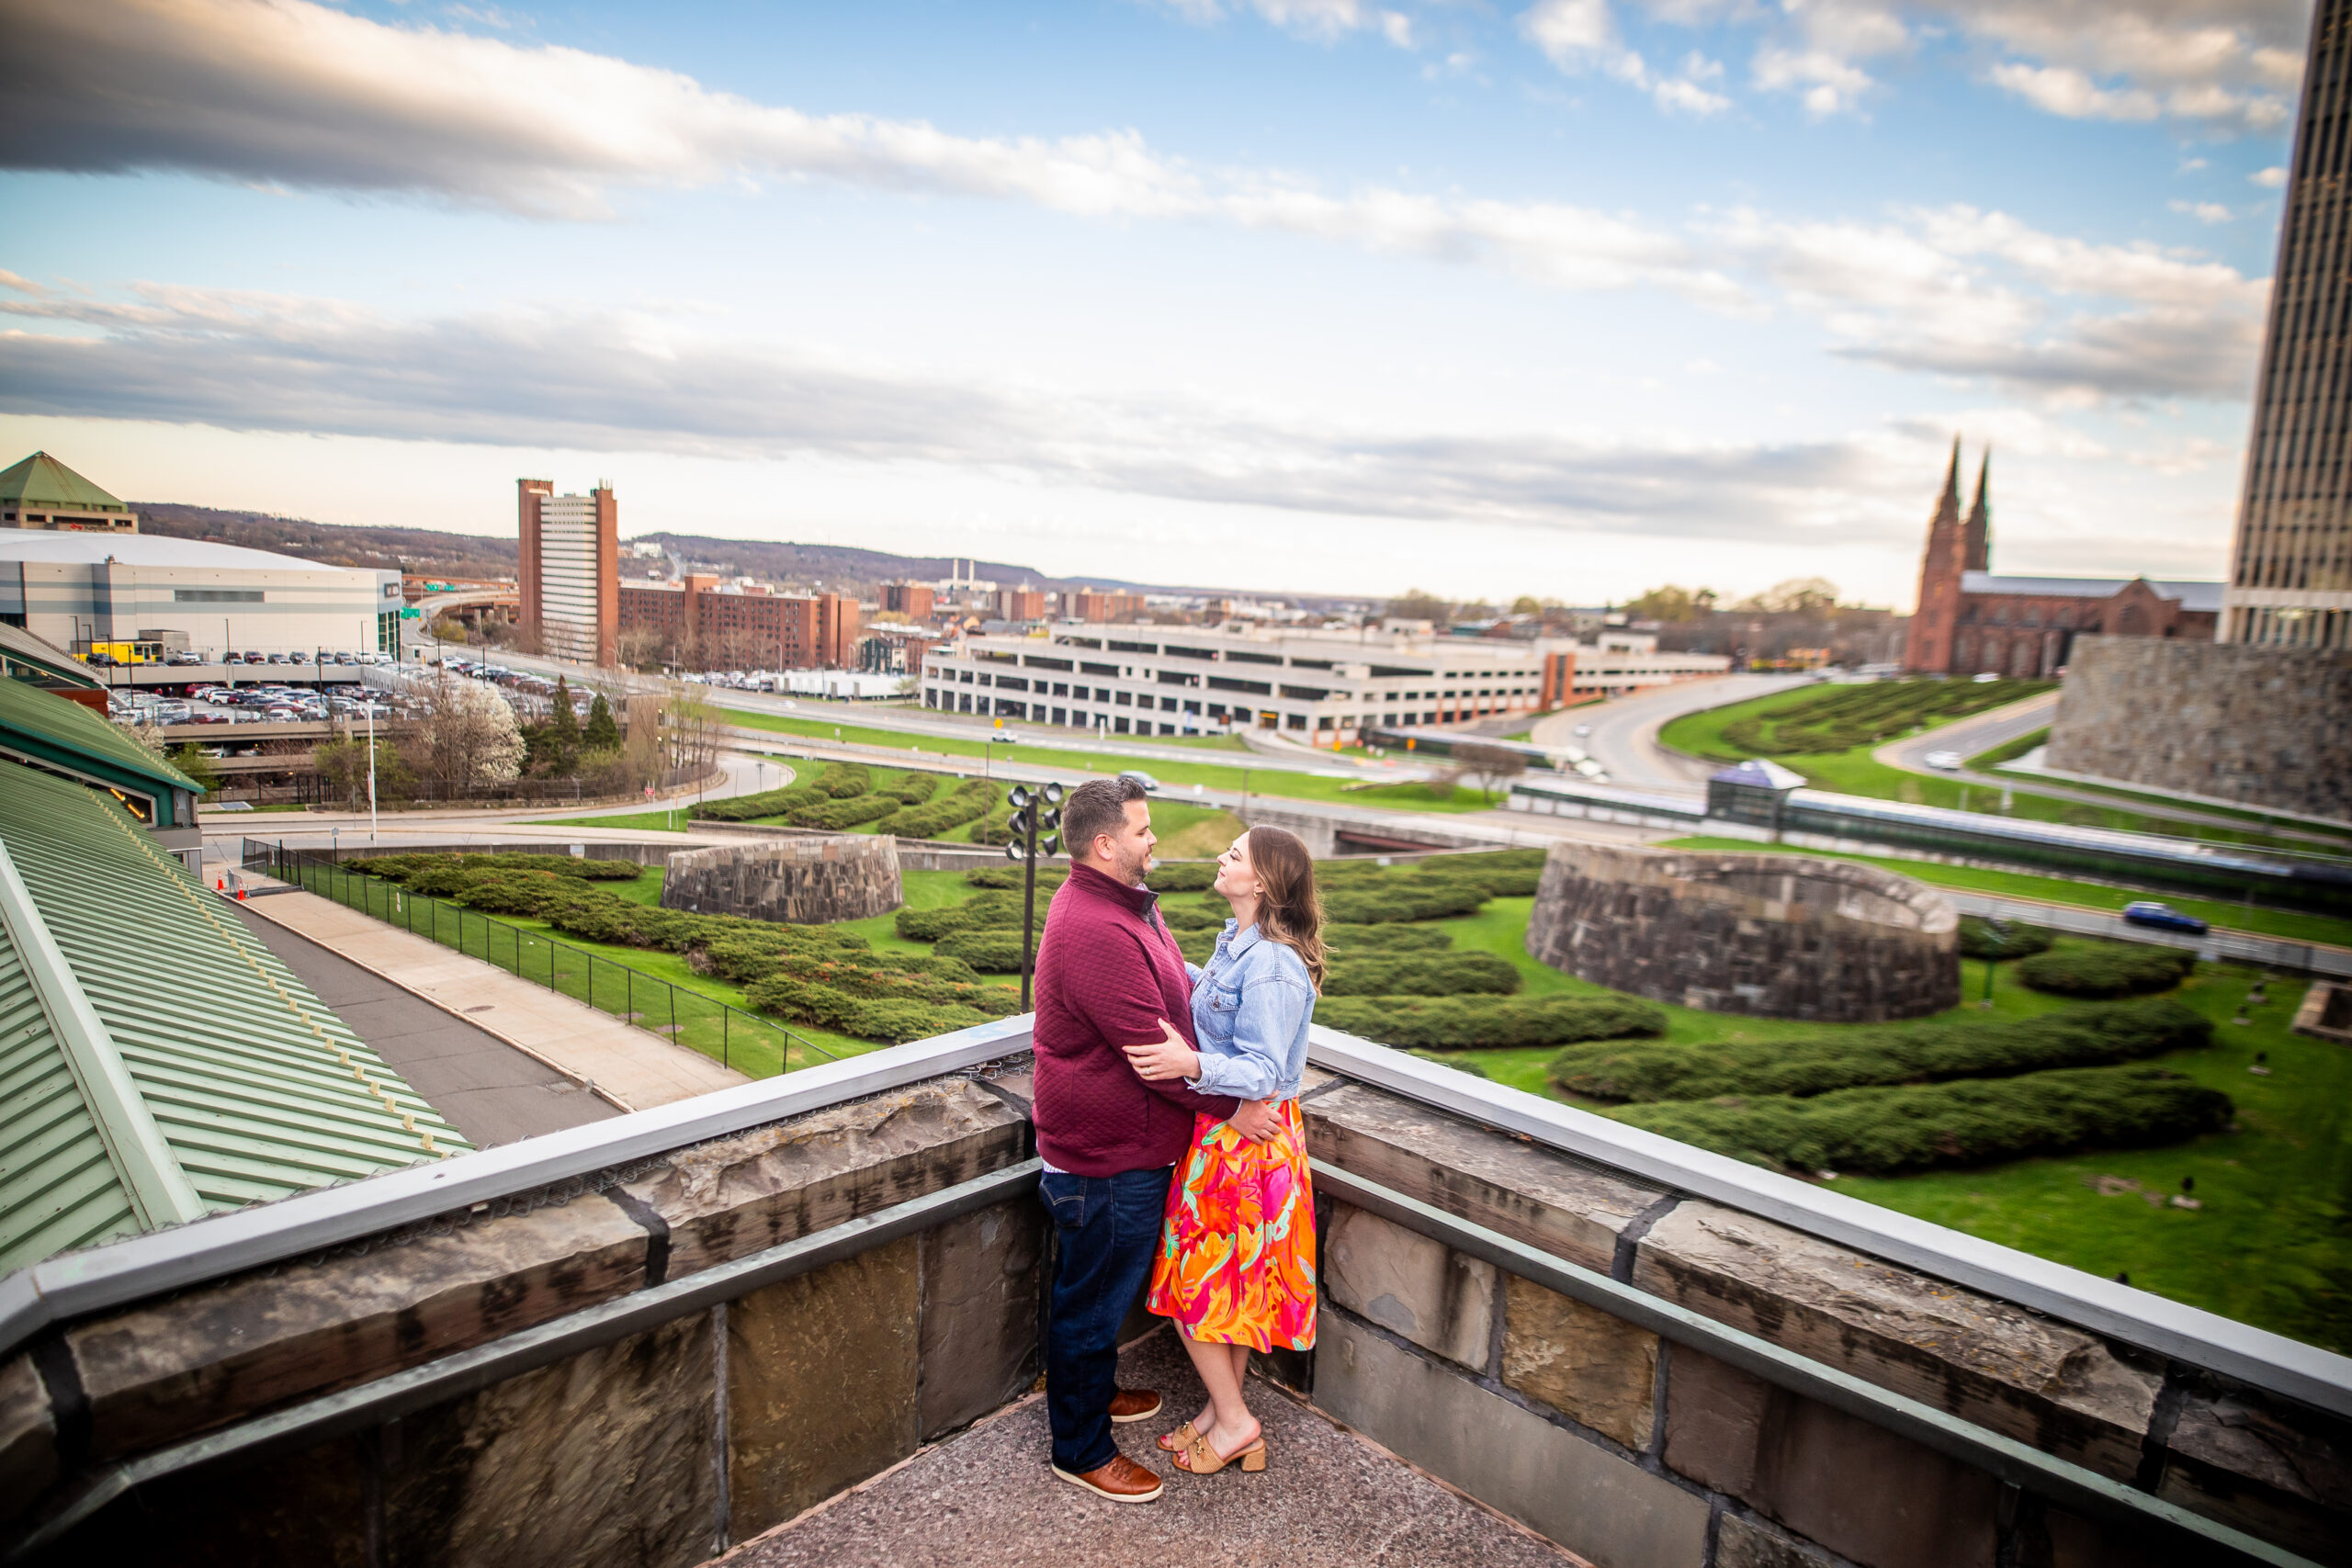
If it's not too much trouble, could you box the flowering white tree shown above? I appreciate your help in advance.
[409,676,524,792]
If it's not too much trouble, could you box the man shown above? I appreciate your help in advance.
[1031,775,1274,1503]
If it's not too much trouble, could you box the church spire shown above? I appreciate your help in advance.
[1963,447,1991,572]
[1938,435,1962,516]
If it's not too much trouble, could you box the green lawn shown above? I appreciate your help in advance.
[1657,837,2352,949]
[523,807,703,831]
[1660,685,2316,852]
[1402,894,2351,1350]
[722,710,1491,811]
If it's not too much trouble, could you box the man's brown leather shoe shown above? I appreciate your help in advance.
[1052,1453,1164,1504]
[1107,1387,1163,1424]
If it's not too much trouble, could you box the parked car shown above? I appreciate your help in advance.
[2123,901,2209,935]
[1924,750,1963,770]
[1118,769,1160,793]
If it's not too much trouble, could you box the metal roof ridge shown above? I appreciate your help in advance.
[0,836,206,1230]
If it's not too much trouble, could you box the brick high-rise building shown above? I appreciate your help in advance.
[881,581,936,621]
[2222,0,2352,650]
[1066,588,1146,623]
[991,586,1046,621]
[618,579,859,669]
[517,479,618,664]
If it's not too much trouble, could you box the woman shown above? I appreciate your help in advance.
[1124,825,1323,1479]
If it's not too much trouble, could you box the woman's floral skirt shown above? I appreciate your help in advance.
[1146,1100,1317,1351]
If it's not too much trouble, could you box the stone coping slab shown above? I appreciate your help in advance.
[710,1328,1585,1568]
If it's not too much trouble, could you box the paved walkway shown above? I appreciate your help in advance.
[227,884,749,1111]
[229,906,618,1145]
[714,1329,1581,1568]
[1530,673,1810,794]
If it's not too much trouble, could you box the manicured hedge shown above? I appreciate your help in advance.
[1145,862,1220,892]
[1614,1066,2233,1175]
[358,852,642,890]
[1316,994,1665,1050]
[1546,998,2211,1102]
[1957,917,2054,961]
[934,931,1030,973]
[891,773,941,805]
[813,761,871,798]
[789,794,901,831]
[1322,952,1520,997]
[966,864,1069,891]
[742,976,993,1043]
[878,778,994,838]
[1322,882,1488,925]
[1325,924,1452,953]
[2018,942,2197,998]
[692,784,822,822]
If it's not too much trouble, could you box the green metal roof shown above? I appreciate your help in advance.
[0,452,130,513]
[0,622,103,693]
[0,762,471,1269]
[0,669,197,797]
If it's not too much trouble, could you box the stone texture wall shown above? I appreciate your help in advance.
[2046,636,2352,820]
[6,1076,1039,1568]
[660,834,902,924]
[1524,841,1961,1022]
[1302,1081,2352,1568]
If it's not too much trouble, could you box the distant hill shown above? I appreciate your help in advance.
[127,506,1242,599]
[134,502,519,579]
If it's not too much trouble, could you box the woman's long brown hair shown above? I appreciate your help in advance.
[1244,826,1326,992]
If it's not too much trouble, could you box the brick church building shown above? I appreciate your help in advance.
[1903,443,2221,677]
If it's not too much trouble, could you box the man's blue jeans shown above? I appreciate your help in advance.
[1041,1166,1171,1474]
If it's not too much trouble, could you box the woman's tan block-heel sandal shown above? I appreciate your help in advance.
[1176,1430,1268,1474]
[1157,1421,1199,1453]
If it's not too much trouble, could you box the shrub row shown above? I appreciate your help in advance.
[1323,952,1519,997]
[789,794,902,831]
[1322,883,1489,925]
[876,777,995,839]
[1613,1066,2233,1176]
[890,773,940,806]
[1957,916,2054,961]
[356,852,642,890]
[965,864,1068,891]
[934,931,1030,973]
[1545,997,2210,1103]
[2017,942,2197,998]
[1716,677,2050,757]
[743,976,993,1043]
[813,761,871,798]
[1316,994,1665,1050]
[1326,924,1453,953]
[692,784,822,821]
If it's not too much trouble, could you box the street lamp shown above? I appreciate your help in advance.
[1001,782,1064,1011]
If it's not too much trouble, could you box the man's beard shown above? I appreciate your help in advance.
[1113,840,1153,886]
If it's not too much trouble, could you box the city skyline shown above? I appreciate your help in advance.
[0,0,2311,607]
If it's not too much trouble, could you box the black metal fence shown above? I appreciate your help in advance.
[242,840,837,1078]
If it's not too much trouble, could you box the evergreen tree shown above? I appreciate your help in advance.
[583,692,621,750]
[547,674,582,769]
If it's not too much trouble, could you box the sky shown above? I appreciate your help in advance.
[0,0,2312,609]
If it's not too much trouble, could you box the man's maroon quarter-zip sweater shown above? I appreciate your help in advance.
[1031,861,1238,1176]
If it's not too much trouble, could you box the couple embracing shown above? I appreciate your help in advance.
[1029,774,1324,1504]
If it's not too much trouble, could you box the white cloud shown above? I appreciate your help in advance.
[1753,43,1880,117]
[2169,197,2234,222]
[1521,0,1735,113]
[0,279,1950,547]
[1987,62,2160,120]
[1150,0,1416,45]
[2251,164,2287,186]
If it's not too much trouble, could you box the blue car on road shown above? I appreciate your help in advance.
[2122,900,2209,936]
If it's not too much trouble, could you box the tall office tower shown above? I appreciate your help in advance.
[2223,0,2352,649]
[516,479,619,664]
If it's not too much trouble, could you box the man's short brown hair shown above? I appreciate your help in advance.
[1061,774,1148,863]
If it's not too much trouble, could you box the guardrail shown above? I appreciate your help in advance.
[241,840,837,1078]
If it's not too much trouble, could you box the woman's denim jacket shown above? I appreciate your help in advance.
[1183,920,1315,1103]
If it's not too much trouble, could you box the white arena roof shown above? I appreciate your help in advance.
[0,532,347,573]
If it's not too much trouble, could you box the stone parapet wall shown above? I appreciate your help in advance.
[1301,1081,2352,1568]
[2,1075,1039,1567]
[660,833,902,924]
[1524,841,1960,1021]
[2046,637,2352,820]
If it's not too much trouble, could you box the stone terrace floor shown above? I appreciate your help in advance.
[712,1329,1584,1568]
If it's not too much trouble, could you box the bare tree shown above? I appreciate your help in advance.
[1451,741,1529,805]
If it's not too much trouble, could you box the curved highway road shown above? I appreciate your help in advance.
[1529,673,1815,795]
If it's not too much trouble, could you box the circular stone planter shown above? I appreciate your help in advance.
[659,834,902,925]
[1524,842,1959,1022]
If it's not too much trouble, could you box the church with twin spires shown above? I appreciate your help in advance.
[1901,441,2220,678]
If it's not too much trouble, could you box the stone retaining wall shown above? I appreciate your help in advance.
[1301,1080,2352,1568]
[2046,637,2352,820]
[1524,841,1961,1021]
[660,834,902,924]
[1,1077,1038,1567]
